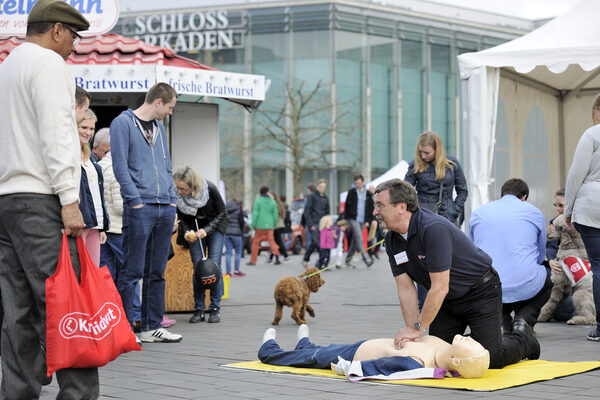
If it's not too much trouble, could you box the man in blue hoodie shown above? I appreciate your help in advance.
[110,83,182,343]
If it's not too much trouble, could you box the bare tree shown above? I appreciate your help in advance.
[257,80,358,198]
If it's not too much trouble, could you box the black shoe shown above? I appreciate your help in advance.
[274,258,281,265]
[132,320,142,333]
[189,310,205,323]
[512,319,540,360]
[208,309,220,323]
[365,258,374,267]
[40,345,52,386]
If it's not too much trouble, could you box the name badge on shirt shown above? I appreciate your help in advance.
[394,251,409,265]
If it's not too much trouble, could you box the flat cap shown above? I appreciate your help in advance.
[27,0,90,32]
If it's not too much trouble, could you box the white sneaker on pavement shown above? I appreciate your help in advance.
[262,328,276,344]
[297,324,309,342]
[141,328,183,343]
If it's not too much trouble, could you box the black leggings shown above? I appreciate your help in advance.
[273,228,289,258]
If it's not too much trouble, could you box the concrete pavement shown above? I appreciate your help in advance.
[14,251,600,399]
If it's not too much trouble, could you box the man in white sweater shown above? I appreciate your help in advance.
[0,1,99,398]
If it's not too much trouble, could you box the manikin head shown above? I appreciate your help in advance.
[447,335,490,379]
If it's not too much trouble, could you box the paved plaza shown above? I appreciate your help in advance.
[12,251,600,399]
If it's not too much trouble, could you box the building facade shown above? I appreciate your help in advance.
[112,0,533,209]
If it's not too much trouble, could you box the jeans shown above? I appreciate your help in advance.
[574,222,600,330]
[100,233,141,321]
[0,194,99,399]
[303,227,320,262]
[258,338,365,368]
[117,204,176,331]
[347,220,367,258]
[428,268,534,369]
[189,231,224,311]
[224,234,243,274]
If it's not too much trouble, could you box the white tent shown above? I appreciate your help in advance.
[458,0,600,221]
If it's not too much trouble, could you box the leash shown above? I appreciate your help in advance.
[303,237,385,278]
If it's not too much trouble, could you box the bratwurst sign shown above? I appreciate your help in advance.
[0,0,119,37]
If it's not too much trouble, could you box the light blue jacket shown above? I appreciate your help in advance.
[110,109,176,207]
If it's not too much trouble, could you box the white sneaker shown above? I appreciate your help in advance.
[135,335,142,345]
[141,328,183,343]
[297,324,309,342]
[262,328,276,344]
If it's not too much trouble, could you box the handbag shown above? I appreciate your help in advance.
[45,233,141,377]
[421,181,445,215]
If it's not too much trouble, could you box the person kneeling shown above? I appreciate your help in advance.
[258,324,490,379]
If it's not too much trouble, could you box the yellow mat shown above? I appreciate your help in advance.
[224,360,600,391]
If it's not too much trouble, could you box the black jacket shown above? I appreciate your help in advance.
[344,187,374,223]
[404,155,468,223]
[224,200,245,236]
[304,190,330,228]
[176,181,228,246]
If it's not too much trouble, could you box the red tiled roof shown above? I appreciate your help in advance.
[0,33,214,70]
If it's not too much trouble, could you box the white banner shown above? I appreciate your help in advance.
[69,64,267,101]
[157,66,266,101]
[0,0,119,38]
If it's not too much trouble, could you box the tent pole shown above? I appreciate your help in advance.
[558,96,566,185]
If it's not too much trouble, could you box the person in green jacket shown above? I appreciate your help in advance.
[249,186,281,265]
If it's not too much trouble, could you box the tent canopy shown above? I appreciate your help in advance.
[457,0,600,220]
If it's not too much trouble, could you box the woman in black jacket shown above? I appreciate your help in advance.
[404,131,468,225]
[174,167,228,324]
[404,131,468,310]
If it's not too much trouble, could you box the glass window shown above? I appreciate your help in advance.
[430,44,452,152]
[370,40,397,174]
[401,40,423,161]
[336,30,364,170]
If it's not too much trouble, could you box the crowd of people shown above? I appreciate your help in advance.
[1,1,599,398]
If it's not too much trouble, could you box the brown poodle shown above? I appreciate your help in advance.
[271,267,325,325]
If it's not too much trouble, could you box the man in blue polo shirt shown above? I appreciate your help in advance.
[373,178,538,370]
[469,178,552,333]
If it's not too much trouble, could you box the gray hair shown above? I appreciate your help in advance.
[93,128,110,147]
[374,179,419,212]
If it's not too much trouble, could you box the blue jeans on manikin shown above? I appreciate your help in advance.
[101,232,141,321]
[117,204,176,331]
[574,222,600,330]
[224,234,243,274]
[258,338,365,368]
[189,230,224,311]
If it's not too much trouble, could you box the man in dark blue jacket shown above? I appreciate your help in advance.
[344,174,374,267]
[110,83,182,343]
[302,179,330,268]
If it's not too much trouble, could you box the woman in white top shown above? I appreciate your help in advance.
[78,109,108,266]
[564,94,600,342]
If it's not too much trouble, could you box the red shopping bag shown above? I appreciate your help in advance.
[46,233,141,376]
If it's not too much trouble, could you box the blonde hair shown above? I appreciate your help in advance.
[451,349,490,379]
[413,131,455,181]
[79,109,97,161]
[319,215,332,231]
[592,93,600,125]
[173,166,204,197]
